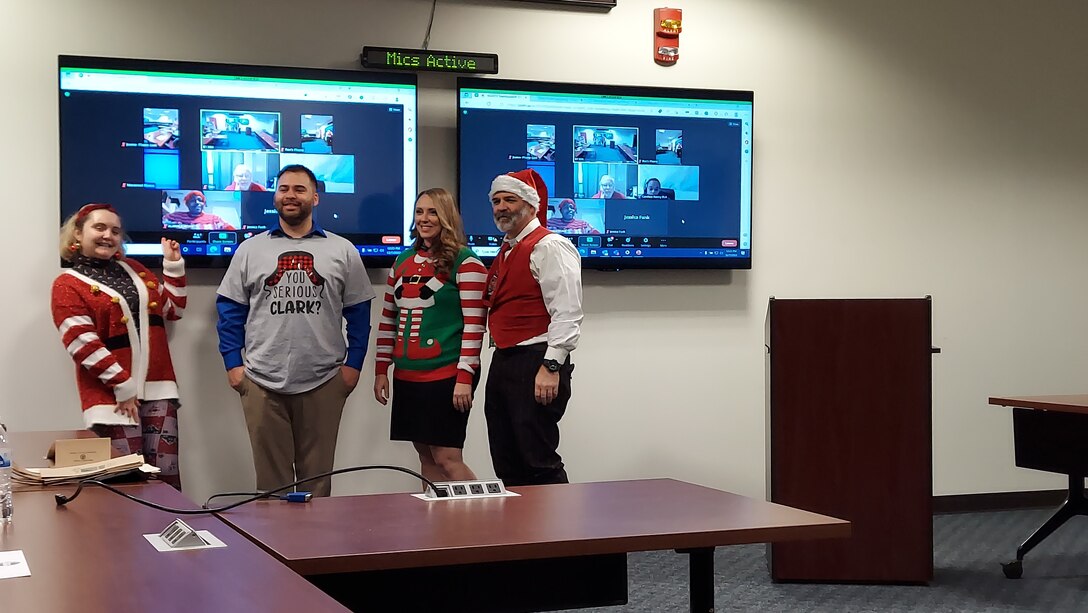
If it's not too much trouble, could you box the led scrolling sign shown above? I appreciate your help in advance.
[361,46,499,74]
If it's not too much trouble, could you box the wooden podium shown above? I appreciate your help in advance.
[767,297,934,583]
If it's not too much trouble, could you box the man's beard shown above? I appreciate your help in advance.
[278,201,311,225]
[494,206,530,234]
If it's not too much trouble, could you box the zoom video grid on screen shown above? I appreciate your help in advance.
[458,79,753,269]
[59,57,416,264]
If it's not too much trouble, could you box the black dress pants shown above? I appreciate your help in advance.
[484,343,572,486]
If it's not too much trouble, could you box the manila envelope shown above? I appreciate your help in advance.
[52,437,112,468]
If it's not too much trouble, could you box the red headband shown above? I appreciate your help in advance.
[75,203,118,224]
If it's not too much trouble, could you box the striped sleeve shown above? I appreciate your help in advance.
[374,266,398,377]
[51,278,136,402]
[160,258,187,321]
[455,255,488,384]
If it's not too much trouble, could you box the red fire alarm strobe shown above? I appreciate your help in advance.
[654,7,682,65]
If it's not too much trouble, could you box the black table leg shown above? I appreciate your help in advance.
[1003,475,1088,579]
[678,547,715,612]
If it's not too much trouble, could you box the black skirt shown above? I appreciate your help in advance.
[390,372,480,448]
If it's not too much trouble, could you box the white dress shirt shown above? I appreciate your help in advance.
[501,218,583,363]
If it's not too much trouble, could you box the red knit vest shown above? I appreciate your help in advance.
[486,226,551,348]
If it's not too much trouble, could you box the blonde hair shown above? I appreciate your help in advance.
[411,188,466,276]
[60,205,125,262]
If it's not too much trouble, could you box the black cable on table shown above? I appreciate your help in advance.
[55,465,439,513]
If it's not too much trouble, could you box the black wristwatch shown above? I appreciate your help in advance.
[542,358,562,373]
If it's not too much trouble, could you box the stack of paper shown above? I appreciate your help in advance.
[11,453,157,486]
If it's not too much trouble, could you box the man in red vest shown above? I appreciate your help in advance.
[485,169,583,486]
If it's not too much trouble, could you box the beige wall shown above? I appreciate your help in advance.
[3,0,1087,505]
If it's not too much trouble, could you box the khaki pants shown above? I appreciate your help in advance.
[237,374,350,497]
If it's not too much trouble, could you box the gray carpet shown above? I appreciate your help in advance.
[562,508,1088,612]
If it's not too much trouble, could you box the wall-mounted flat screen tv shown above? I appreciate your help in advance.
[458,78,753,269]
[59,55,417,266]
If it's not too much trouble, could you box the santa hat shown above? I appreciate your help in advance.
[489,169,549,225]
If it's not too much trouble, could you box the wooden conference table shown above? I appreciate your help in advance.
[0,431,349,612]
[990,395,1088,579]
[217,478,850,612]
[0,483,349,612]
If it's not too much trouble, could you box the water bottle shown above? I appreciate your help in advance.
[0,418,12,524]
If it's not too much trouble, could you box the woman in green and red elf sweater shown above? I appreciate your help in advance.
[374,188,486,482]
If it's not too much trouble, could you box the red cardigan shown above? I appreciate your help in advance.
[51,258,187,427]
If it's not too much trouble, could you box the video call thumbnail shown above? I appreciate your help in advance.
[605,200,670,236]
[526,124,555,162]
[546,198,603,236]
[279,153,356,194]
[201,110,280,151]
[143,150,180,190]
[300,114,334,154]
[161,189,242,231]
[143,108,178,149]
[572,163,637,199]
[525,161,555,200]
[655,129,682,165]
[636,165,699,200]
[573,126,639,163]
[202,151,275,191]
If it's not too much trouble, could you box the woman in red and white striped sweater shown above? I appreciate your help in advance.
[373,189,487,483]
[50,204,187,489]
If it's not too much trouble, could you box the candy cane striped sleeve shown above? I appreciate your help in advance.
[160,258,187,320]
[456,256,488,384]
[374,266,398,376]
[51,279,136,401]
